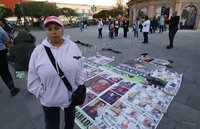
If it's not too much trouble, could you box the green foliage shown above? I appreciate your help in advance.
[93,10,110,18]
[0,7,13,17]
[59,7,78,23]
[93,0,127,19]
[14,1,59,18]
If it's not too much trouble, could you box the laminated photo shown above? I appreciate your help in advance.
[145,106,163,123]
[119,80,136,89]
[99,72,112,78]
[87,55,114,65]
[83,99,109,120]
[80,91,97,108]
[124,106,143,122]
[111,84,129,96]
[134,99,150,113]
[85,76,114,94]
[100,90,121,105]
[137,114,156,129]
[108,75,124,83]
[89,121,110,129]
[84,64,103,79]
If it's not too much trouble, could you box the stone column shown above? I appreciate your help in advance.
[148,5,155,18]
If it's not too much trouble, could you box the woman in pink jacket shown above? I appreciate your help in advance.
[27,16,85,129]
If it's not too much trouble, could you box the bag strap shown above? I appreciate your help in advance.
[44,45,72,92]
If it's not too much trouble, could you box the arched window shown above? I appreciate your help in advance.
[180,5,197,29]
[138,8,147,19]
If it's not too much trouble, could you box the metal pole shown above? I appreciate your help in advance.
[19,0,29,32]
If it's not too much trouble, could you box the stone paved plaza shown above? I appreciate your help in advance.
[0,26,200,129]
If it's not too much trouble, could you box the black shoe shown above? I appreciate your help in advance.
[10,88,20,97]
[166,45,173,49]
[142,42,148,44]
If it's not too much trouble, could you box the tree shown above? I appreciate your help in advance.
[93,10,110,19]
[14,1,59,19]
[115,0,124,11]
[0,7,13,18]
[59,7,78,23]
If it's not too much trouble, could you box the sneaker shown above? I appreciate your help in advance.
[10,88,20,97]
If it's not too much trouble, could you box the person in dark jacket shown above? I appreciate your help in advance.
[166,11,180,49]
[122,17,129,38]
[0,21,20,97]
[9,30,36,71]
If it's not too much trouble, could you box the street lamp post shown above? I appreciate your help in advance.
[19,0,29,32]
[91,5,96,18]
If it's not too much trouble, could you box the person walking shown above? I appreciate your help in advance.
[142,16,150,43]
[27,16,86,129]
[0,21,20,97]
[132,18,139,39]
[166,11,180,49]
[97,18,103,38]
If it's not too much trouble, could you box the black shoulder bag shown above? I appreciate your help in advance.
[44,45,86,106]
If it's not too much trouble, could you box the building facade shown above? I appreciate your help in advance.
[127,0,200,29]
[56,3,111,20]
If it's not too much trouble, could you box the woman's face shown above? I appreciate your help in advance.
[45,22,64,45]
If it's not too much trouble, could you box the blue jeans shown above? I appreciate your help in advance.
[134,30,138,38]
[42,104,75,129]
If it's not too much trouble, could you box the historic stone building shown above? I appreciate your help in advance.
[127,0,200,29]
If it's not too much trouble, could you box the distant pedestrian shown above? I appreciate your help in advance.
[97,18,103,38]
[2,20,14,40]
[0,21,20,97]
[159,15,164,33]
[114,18,120,37]
[122,17,129,38]
[166,11,180,49]
[132,18,139,39]
[142,16,150,44]
[110,20,114,39]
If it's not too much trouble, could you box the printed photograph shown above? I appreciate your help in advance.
[85,76,114,94]
[83,99,109,120]
[100,90,121,105]
[84,64,103,79]
[119,80,136,89]
[99,72,112,78]
[138,115,156,129]
[111,84,129,96]
[108,75,123,83]
[87,55,114,65]
[80,91,97,108]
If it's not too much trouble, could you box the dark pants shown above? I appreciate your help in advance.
[123,27,128,38]
[169,27,178,46]
[114,28,119,37]
[98,28,102,38]
[0,49,15,90]
[159,25,164,33]
[143,32,148,43]
[42,104,75,129]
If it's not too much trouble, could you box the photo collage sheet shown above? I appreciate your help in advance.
[75,54,183,129]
